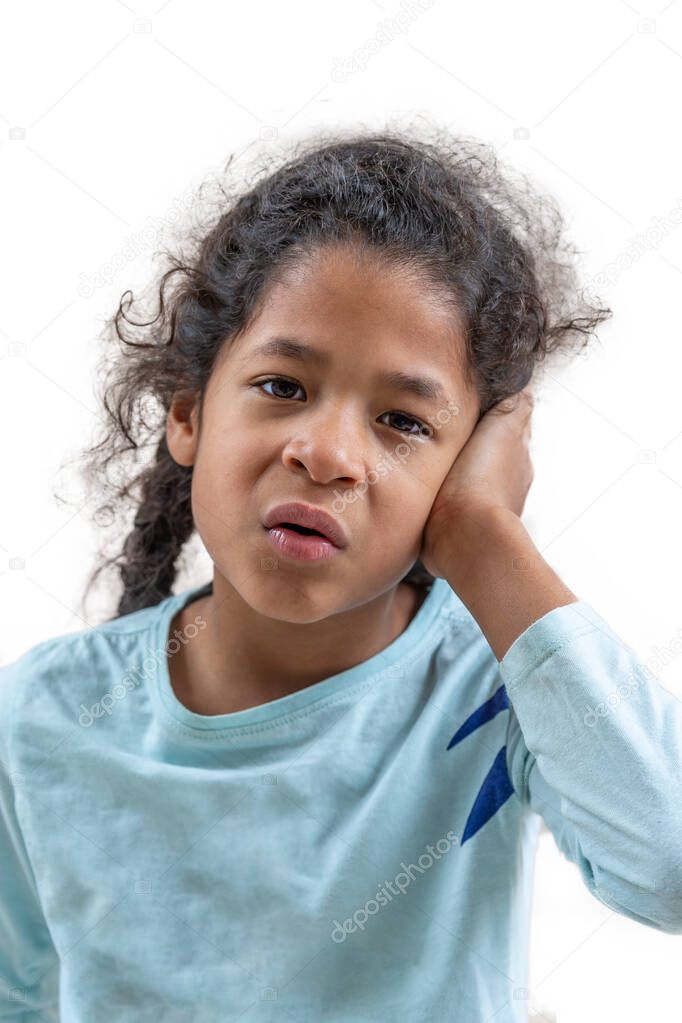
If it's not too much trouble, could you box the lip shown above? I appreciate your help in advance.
[263,502,349,549]
[264,525,341,562]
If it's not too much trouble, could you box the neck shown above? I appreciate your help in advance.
[167,575,426,716]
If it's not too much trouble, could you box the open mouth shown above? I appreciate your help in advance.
[263,511,344,561]
[263,502,348,550]
[277,522,328,539]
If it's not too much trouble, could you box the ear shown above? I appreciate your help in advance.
[166,390,200,467]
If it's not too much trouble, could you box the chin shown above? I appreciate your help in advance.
[236,572,348,624]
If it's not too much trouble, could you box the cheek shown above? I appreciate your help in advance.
[373,456,441,533]
[385,445,451,503]
[196,422,261,485]
[189,431,261,537]
[382,448,459,539]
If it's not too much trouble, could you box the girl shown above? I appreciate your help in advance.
[2,127,681,1023]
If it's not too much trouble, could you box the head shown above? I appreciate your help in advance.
[80,127,611,619]
[163,241,479,623]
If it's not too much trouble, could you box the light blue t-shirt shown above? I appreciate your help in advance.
[1,576,681,1022]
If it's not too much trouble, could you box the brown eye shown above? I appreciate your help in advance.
[255,377,304,400]
[254,379,432,438]
[381,411,431,437]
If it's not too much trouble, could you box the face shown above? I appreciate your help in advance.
[166,244,481,623]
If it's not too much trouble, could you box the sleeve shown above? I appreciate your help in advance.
[0,660,60,1021]
[499,599,682,935]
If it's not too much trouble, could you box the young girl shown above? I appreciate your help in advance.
[2,128,681,1023]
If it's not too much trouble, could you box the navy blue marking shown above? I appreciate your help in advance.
[446,684,509,750]
[461,745,514,844]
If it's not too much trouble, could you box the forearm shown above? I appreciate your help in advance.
[441,505,578,661]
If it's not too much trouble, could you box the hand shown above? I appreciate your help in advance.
[419,386,536,579]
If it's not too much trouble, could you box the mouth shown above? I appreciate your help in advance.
[262,502,349,550]
[277,522,328,538]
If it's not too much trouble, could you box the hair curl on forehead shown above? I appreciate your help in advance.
[72,122,611,618]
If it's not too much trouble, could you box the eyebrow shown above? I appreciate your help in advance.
[249,337,448,404]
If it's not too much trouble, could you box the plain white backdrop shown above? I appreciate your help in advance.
[2,1,682,1019]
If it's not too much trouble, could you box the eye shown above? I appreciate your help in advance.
[254,376,305,401]
[379,411,432,438]
[253,376,432,438]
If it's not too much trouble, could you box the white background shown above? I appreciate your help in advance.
[2,1,682,1020]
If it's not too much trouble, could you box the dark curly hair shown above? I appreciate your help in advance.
[74,122,612,620]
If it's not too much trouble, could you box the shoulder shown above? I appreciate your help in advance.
[433,580,502,687]
[0,599,169,752]
[427,582,514,746]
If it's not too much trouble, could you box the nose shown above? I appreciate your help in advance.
[280,402,368,485]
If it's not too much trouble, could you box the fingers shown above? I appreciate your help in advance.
[488,384,536,420]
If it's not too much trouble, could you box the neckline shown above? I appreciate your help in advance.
[150,576,454,738]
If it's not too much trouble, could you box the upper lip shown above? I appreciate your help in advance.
[263,502,349,549]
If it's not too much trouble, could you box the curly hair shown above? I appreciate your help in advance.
[76,122,612,620]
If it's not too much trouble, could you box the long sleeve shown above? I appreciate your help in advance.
[0,663,60,1022]
[499,599,682,935]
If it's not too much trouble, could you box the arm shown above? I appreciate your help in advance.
[420,386,682,932]
[437,503,577,661]
[420,386,577,660]
[0,664,60,1022]
[501,600,682,933]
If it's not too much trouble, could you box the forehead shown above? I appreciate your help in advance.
[231,244,471,387]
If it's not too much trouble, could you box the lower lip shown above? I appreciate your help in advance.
[264,526,342,561]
